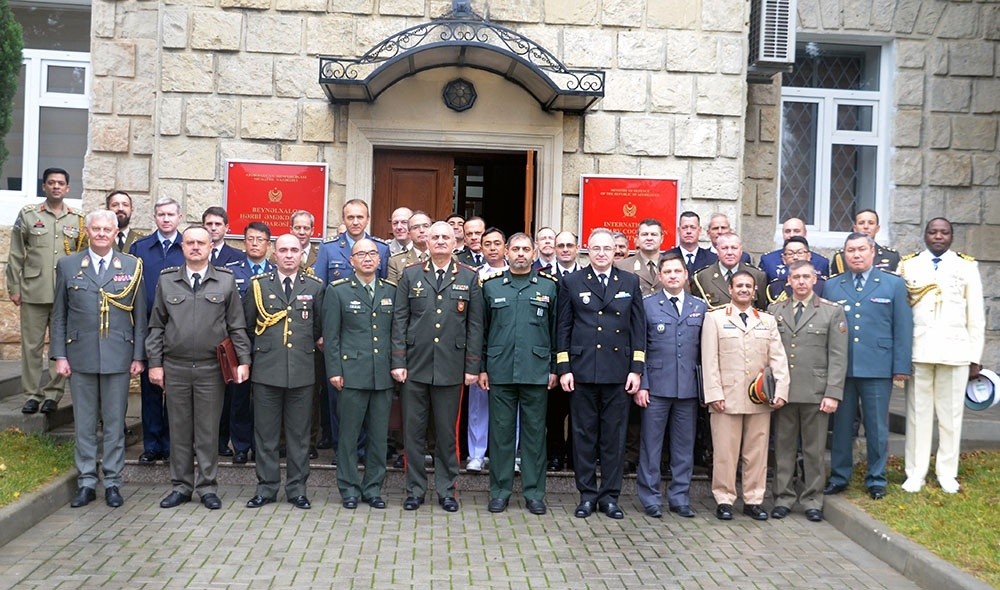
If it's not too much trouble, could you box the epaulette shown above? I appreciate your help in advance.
[483,271,504,282]
[250,273,268,281]
[66,205,83,216]
[330,278,351,287]
[642,292,654,299]
[537,271,558,282]
[304,273,324,283]
[370,236,388,244]
[819,298,841,307]
[456,262,478,272]
[881,244,898,252]
[826,271,845,279]
[404,260,424,268]
[160,266,182,274]
[225,260,242,267]
[958,252,976,261]
[900,251,919,262]
[380,278,397,288]
[215,266,233,274]
[323,233,343,243]
[20,203,39,213]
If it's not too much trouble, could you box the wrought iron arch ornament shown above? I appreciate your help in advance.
[318,10,605,113]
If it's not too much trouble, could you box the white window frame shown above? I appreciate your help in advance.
[0,48,90,225]
[776,39,893,250]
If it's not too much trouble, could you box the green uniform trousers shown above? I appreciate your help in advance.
[488,384,548,501]
[336,387,392,500]
[402,382,462,499]
[253,383,312,499]
[20,301,66,402]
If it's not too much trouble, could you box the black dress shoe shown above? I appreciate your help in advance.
[547,457,562,472]
[743,504,768,521]
[309,447,319,460]
[316,437,333,450]
[439,496,459,512]
[201,493,222,510]
[574,501,595,518]
[823,482,848,495]
[669,505,696,518]
[138,451,159,464]
[868,486,886,500]
[160,491,192,508]
[599,502,624,519]
[21,399,39,414]
[644,505,663,518]
[805,508,824,522]
[289,495,311,509]
[342,496,359,509]
[771,506,791,519]
[487,497,509,513]
[218,447,234,457]
[70,487,96,508]
[39,400,58,414]
[525,499,547,515]
[365,496,386,509]
[233,451,248,464]
[403,496,424,511]
[105,486,124,508]
[246,495,276,508]
[715,503,734,520]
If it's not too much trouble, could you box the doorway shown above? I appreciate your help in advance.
[372,148,536,239]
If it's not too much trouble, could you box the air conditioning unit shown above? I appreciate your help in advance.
[748,0,797,84]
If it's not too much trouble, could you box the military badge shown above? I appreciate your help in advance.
[656,323,665,333]
[838,321,847,334]
[457,300,466,312]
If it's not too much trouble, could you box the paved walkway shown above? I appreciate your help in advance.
[0,481,916,589]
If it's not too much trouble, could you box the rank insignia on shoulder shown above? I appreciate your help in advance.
[330,278,350,287]
[958,252,976,261]
[161,266,181,274]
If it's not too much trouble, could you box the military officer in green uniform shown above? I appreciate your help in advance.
[323,239,395,509]
[6,167,86,414]
[480,233,558,515]
[692,232,767,311]
[243,235,325,510]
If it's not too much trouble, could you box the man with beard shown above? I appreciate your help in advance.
[106,191,144,252]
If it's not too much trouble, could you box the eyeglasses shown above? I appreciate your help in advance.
[352,250,379,259]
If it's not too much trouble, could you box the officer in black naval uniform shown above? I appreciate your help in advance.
[830,209,900,273]
[556,228,645,520]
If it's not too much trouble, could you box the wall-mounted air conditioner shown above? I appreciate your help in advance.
[748,0,797,84]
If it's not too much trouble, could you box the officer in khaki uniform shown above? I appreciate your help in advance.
[387,211,431,284]
[244,235,325,510]
[323,239,395,509]
[6,168,86,414]
[480,233,558,515]
[692,233,766,311]
[768,259,847,522]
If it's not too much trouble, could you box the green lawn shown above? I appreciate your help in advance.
[0,428,75,507]
[846,451,1000,588]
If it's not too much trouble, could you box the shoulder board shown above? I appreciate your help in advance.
[880,269,901,277]
[689,294,707,304]
[370,236,388,245]
[744,263,762,271]
[380,278,397,288]
[404,260,424,268]
[330,278,351,287]
[160,266,182,274]
[323,234,343,243]
[225,260,242,267]
[880,244,898,253]
[215,266,233,274]
[483,271,504,282]
[766,276,784,285]
[250,273,267,281]
[826,271,845,279]
[20,203,39,213]
[819,298,841,307]
[304,273,324,283]
[642,292,654,299]
[537,271,558,282]
[957,252,976,261]
[456,262,478,272]
[67,206,84,216]
[900,251,919,262]
[389,251,408,260]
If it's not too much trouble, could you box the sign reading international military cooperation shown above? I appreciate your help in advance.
[224,160,328,239]
[579,175,679,248]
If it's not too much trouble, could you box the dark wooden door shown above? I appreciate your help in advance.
[372,150,454,237]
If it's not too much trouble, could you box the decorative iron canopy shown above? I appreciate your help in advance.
[318,10,605,113]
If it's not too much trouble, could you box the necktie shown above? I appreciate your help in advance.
[686,253,694,268]
[366,283,375,302]
[794,302,803,325]
[192,272,201,292]
[599,274,607,286]
[211,248,219,263]
[252,263,261,275]
[648,260,658,276]
[436,269,445,289]
[162,240,171,257]
[725,270,733,283]
[854,273,864,291]
[283,276,292,300]
[739,311,748,326]
[669,296,680,315]
[932,257,941,270]
[117,234,125,251]
[98,258,106,280]
[474,253,482,266]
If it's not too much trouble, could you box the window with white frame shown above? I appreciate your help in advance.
[779,42,889,238]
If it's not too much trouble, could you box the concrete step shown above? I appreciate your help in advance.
[0,361,23,400]
[0,393,74,434]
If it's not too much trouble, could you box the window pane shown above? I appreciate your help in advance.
[829,144,877,232]
[784,43,880,91]
[1,66,26,191]
[13,5,91,52]
[780,101,818,225]
[46,65,86,95]
[837,104,873,132]
[36,107,87,198]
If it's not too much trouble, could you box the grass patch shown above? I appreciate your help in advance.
[0,427,75,508]
[845,451,1000,588]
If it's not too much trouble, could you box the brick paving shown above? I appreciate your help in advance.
[0,480,916,589]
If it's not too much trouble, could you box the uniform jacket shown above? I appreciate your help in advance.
[129,232,185,313]
[768,295,848,403]
[831,243,899,274]
[614,253,664,297]
[387,248,427,284]
[457,248,485,268]
[50,251,147,373]
[391,259,485,386]
[323,276,396,391]
[5,203,86,304]
[481,270,558,385]
[531,258,558,273]
[555,266,646,383]
[639,291,707,399]
[759,250,830,282]
[114,227,145,253]
[692,263,767,311]
[765,275,826,305]
[899,250,984,366]
[226,259,275,299]
[822,268,913,378]
[389,238,410,256]
[298,243,318,274]
[314,233,389,283]
[211,243,246,267]
[146,264,251,367]
[244,271,325,389]
[665,246,717,274]
[701,304,790,414]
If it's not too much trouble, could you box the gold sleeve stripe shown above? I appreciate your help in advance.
[633,351,646,362]
[556,352,569,364]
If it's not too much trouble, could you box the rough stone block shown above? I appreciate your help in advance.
[305,16,354,56]
[952,117,997,151]
[564,27,614,68]
[92,1,115,39]
[161,53,214,93]
[892,150,923,186]
[219,142,276,176]
[379,0,423,16]
[563,115,582,153]
[871,0,895,31]
[91,118,130,153]
[131,119,155,156]
[972,79,1000,114]
[246,14,302,54]
[82,155,117,193]
[819,0,842,29]
[973,155,1000,187]
[600,70,647,112]
[968,226,1000,261]
[162,8,189,49]
[92,41,136,78]
[748,80,779,106]
[117,158,151,193]
[949,41,995,77]
[637,157,689,183]
[647,0,699,29]
[893,71,924,107]
[241,101,299,140]
[890,187,923,225]
[650,73,693,114]
[935,4,978,39]
[159,97,183,136]
[983,190,1000,224]
[191,11,242,51]
[928,41,948,75]
[186,98,238,137]
[217,54,274,96]
[930,78,972,112]
[220,0,270,8]
[595,154,640,176]
[513,25,560,59]
[691,158,741,200]
[986,6,1000,41]
[355,17,408,57]
[114,81,154,117]
[135,40,160,82]
[719,119,743,158]
[487,0,543,23]
[718,37,743,75]
[797,0,820,29]
[159,138,217,180]
[927,115,951,148]
[119,6,158,40]
[744,143,776,179]
[842,0,872,30]
[583,114,617,154]
[703,1,744,32]
[280,144,319,161]
[696,75,744,117]
[90,79,114,115]
[667,31,717,73]
[561,153,596,195]
[928,152,972,186]
[914,1,945,36]
[617,32,665,70]
[620,116,672,157]
[545,0,597,25]
[893,111,922,148]
[275,57,327,100]
[601,0,644,27]
[944,188,982,224]
[275,0,326,11]
[754,181,777,217]
[302,103,335,143]
[896,40,925,69]
[183,181,226,219]
[674,117,716,158]
[758,105,778,143]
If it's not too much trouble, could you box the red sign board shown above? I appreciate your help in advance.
[224,161,328,239]
[579,176,679,248]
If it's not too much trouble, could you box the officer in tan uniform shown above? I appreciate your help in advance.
[6,167,85,414]
[614,218,665,297]
[387,211,431,284]
[692,233,766,311]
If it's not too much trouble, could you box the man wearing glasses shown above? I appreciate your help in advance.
[765,236,827,305]
[546,231,580,473]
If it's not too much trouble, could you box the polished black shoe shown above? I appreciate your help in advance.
[160,491,192,508]
[599,502,624,519]
[644,505,663,518]
[771,506,791,519]
[342,496,359,509]
[669,504,696,518]
[624,461,637,474]
[289,495,311,509]
[309,447,319,460]
[743,504,768,521]
[403,496,424,511]
[487,497,509,513]
[201,493,222,510]
[246,495,276,508]
[823,482,848,495]
[218,447,234,457]
[547,457,562,472]
[525,499,547,515]
[439,496,459,512]
[365,496,386,509]
[805,508,824,522]
[138,451,160,464]
[70,487,96,508]
[316,437,333,450]
[393,455,405,469]
[21,399,39,414]
[715,503,734,520]
[233,451,249,464]
[868,486,886,500]
[574,501,595,518]
[39,400,58,414]
[105,486,124,508]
